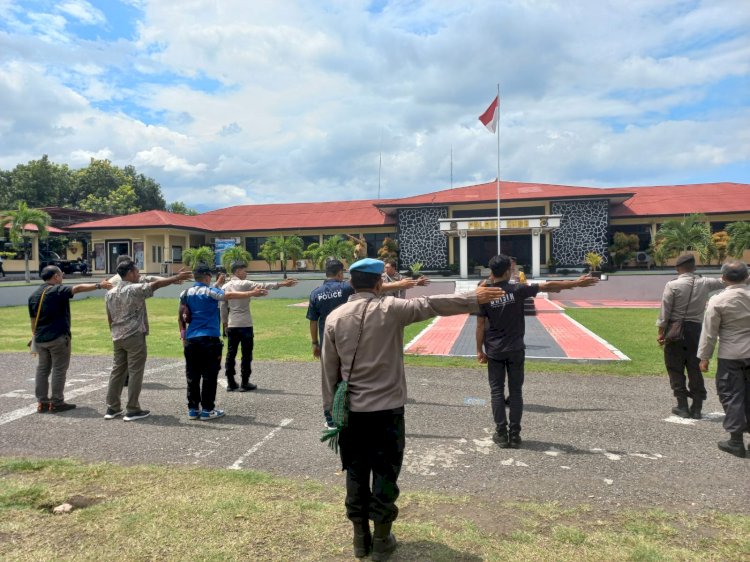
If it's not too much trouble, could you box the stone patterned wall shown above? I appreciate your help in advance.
[397,207,448,269]
[551,200,609,266]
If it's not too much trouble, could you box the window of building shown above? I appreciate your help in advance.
[364,233,397,258]
[245,237,267,258]
[607,224,652,251]
[451,206,545,219]
[172,246,183,263]
[300,235,319,249]
[152,245,163,264]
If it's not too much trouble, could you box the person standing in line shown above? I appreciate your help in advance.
[697,260,750,458]
[179,263,265,420]
[657,254,724,419]
[29,266,112,413]
[220,260,297,391]
[103,259,192,421]
[0,253,5,277]
[321,258,505,560]
[381,259,428,298]
[475,254,599,449]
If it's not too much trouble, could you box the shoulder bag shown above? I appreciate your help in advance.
[665,277,695,343]
[28,286,50,355]
[320,298,372,453]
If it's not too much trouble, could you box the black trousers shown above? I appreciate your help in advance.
[184,337,223,411]
[225,326,254,383]
[716,357,750,434]
[664,321,706,400]
[488,351,525,433]
[339,408,405,524]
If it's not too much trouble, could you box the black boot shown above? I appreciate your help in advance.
[352,520,372,558]
[672,396,690,418]
[226,376,239,391]
[492,428,510,448]
[718,432,746,458]
[372,522,397,561]
[509,431,522,449]
[690,398,703,420]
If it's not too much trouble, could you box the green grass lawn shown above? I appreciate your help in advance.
[0,298,703,378]
[1,458,746,561]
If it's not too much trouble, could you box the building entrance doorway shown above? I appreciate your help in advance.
[107,241,131,274]
[457,234,546,271]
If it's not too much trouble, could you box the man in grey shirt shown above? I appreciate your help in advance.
[698,260,750,458]
[220,260,297,391]
[656,254,724,419]
[104,259,192,421]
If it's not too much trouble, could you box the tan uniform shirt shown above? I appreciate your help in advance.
[321,291,479,413]
[382,272,406,298]
[697,285,750,360]
[220,277,281,328]
[656,273,724,328]
[108,273,162,288]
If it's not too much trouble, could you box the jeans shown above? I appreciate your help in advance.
[664,321,706,400]
[488,350,525,433]
[106,333,148,413]
[225,326,254,385]
[35,335,71,405]
[339,408,405,524]
[715,357,750,434]
[184,337,223,411]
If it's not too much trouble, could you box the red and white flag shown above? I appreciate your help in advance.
[478,95,499,133]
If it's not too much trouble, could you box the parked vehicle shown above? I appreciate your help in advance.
[38,251,80,275]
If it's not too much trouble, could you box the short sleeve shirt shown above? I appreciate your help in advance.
[180,282,225,339]
[478,281,540,357]
[306,279,355,343]
[28,284,74,343]
[105,281,154,341]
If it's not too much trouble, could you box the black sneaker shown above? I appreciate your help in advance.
[238,382,257,392]
[123,409,150,422]
[49,402,76,413]
[226,384,239,392]
[509,432,522,449]
[104,408,124,419]
[492,429,510,448]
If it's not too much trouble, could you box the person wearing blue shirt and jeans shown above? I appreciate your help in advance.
[178,263,262,420]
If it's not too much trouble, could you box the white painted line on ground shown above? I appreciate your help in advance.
[590,448,622,461]
[0,362,183,427]
[561,313,631,361]
[0,390,34,399]
[228,418,293,470]
[663,411,724,425]
[403,316,439,352]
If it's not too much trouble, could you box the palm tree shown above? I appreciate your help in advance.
[303,235,355,269]
[654,214,712,263]
[726,221,750,258]
[0,202,51,282]
[220,246,253,272]
[262,236,304,277]
[182,246,215,269]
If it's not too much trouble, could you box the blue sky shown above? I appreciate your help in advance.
[0,0,748,211]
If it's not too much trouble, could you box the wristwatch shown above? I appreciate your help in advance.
[95,282,101,290]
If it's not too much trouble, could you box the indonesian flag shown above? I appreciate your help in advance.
[478,95,499,133]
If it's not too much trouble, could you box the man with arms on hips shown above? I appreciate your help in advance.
[697,260,750,458]
[321,258,505,560]
[656,254,724,419]
[476,254,598,449]
[29,266,112,413]
[179,263,267,420]
[103,259,192,421]
[220,260,297,391]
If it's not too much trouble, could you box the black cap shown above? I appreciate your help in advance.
[675,254,695,267]
[193,262,212,276]
[230,260,247,273]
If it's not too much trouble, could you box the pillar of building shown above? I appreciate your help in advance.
[459,230,468,278]
[531,228,541,278]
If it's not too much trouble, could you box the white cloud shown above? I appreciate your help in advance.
[58,1,105,26]
[132,146,207,174]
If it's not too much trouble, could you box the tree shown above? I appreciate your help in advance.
[0,202,51,282]
[73,159,131,202]
[260,236,304,277]
[377,237,398,262]
[303,235,355,269]
[166,201,198,215]
[220,246,253,272]
[79,184,139,215]
[123,165,166,211]
[609,232,639,269]
[711,231,729,265]
[8,155,73,207]
[727,221,750,258]
[654,214,712,262]
[182,246,215,269]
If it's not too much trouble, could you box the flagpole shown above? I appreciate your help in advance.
[496,83,501,255]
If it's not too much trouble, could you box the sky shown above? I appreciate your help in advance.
[0,0,748,212]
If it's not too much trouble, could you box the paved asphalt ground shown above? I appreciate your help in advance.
[0,352,747,514]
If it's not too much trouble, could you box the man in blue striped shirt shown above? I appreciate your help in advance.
[178,263,264,420]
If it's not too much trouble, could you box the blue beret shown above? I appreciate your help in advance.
[349,258,385,275]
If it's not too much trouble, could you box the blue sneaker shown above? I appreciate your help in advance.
[200,408,225,420]
[188,408,200,420]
